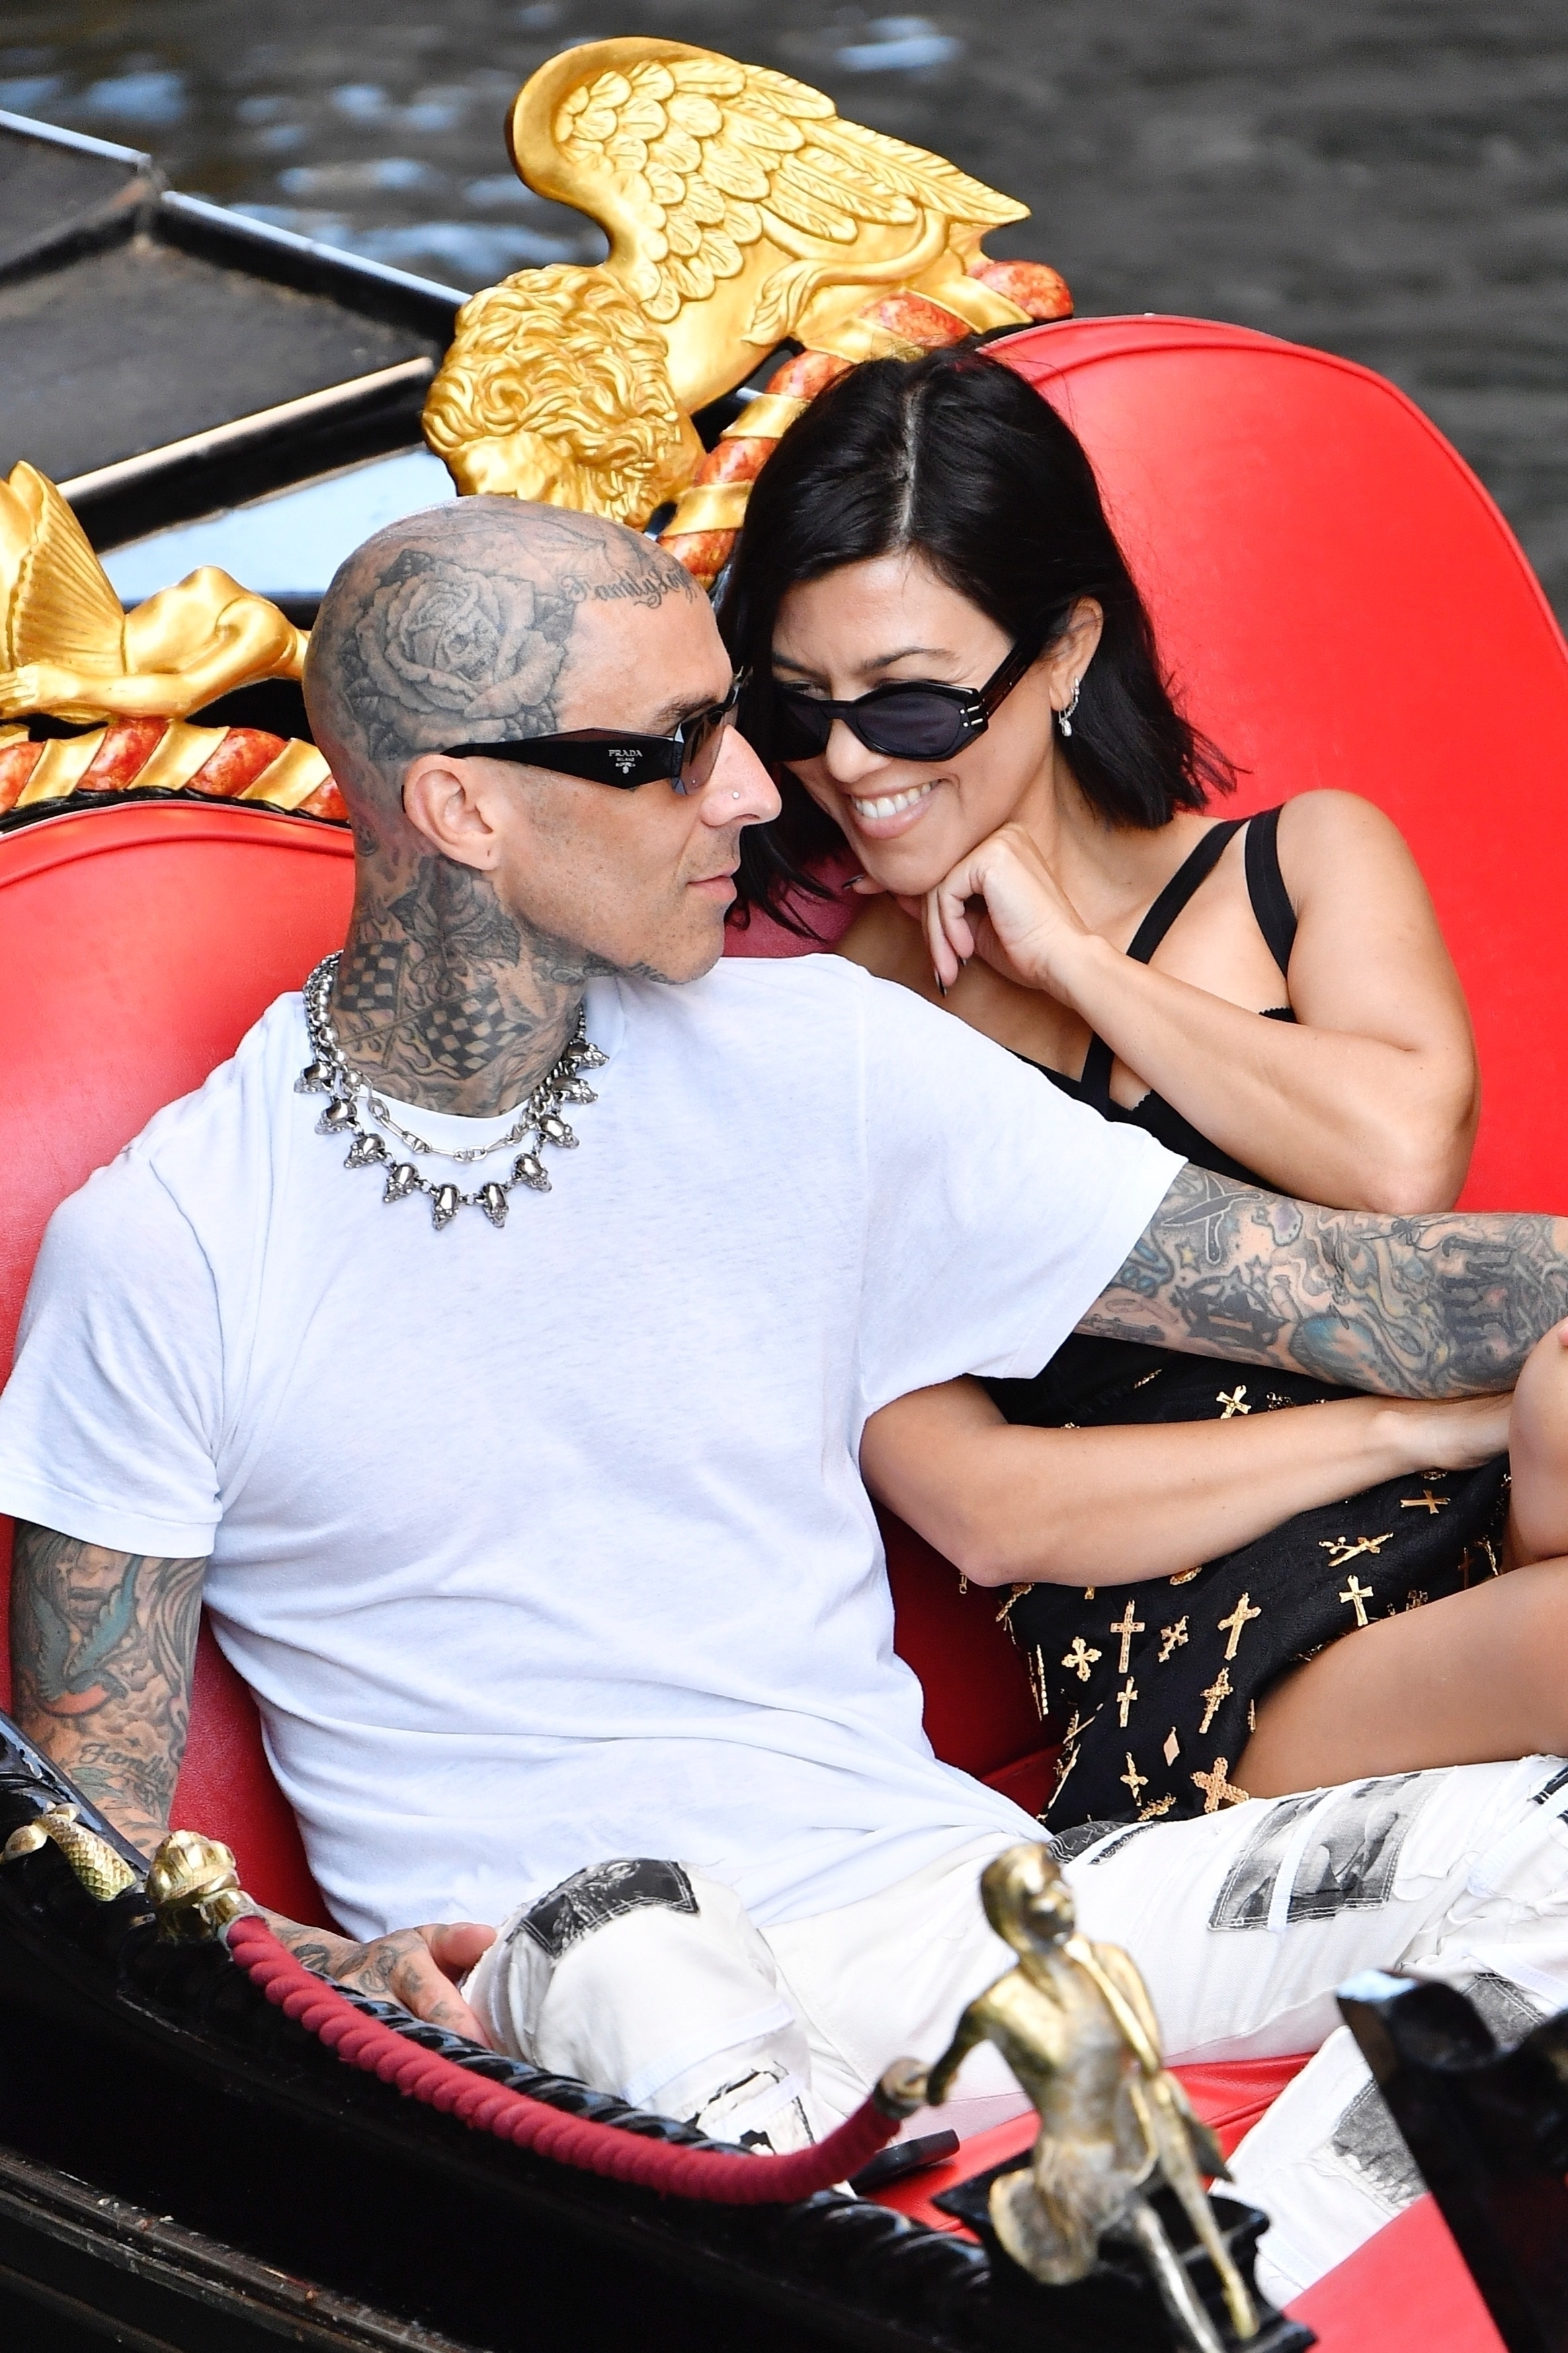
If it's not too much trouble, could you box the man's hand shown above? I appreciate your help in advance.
[1084,1163,1568,1398]
[270,1915,497,2046]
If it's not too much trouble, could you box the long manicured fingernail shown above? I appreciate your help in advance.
[841,873,866,890]
[934,968,948,997]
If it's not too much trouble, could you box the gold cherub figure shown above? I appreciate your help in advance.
[0,461,308,725]
[886,1843,1257,2353]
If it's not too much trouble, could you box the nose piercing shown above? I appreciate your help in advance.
[731,789,741,800]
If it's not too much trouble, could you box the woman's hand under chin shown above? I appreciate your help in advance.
[921,822,1105,1001]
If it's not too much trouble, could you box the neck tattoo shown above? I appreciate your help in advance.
[297,953,606,1230]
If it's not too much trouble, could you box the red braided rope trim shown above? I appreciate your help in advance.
[225,1913,898,2202]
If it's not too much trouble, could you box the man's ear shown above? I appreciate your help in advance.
[402,753,509,871]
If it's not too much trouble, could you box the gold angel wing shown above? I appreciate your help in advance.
[510,39,1030,413]
[0,462,126,674]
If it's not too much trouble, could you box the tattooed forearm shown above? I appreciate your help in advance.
[1081,1164,1568,1397]
[9,1524,207,1851]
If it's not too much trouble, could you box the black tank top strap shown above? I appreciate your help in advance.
[1079,819,1244,1109]
[1243,803,1297,983]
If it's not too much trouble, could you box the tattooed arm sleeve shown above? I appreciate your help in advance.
[1079,1163,1568,1396]
[9,1523,208,1857]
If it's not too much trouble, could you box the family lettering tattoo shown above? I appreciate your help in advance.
[1082,1163,1568,1396]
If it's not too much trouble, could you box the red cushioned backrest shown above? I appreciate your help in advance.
[995,316,1568,1213]
[0,804,354,1920]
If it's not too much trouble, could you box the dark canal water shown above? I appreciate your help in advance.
[7,1,1568,613]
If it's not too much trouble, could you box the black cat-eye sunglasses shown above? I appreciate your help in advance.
[767,634,1045,766]
[445,676,741,795]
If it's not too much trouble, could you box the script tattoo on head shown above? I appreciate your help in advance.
[305,500,699,1111]
[1082,1163,1568,1396]
[9,1523,207,1856]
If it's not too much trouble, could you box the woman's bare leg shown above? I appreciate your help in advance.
[1241,1320,1568,1795]
[1239,1558,1568,1794]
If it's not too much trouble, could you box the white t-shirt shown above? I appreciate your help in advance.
[0,956,1179,1941]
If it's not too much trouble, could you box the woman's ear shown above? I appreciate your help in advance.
[1063,597,1104,672]
[401,752,504,870]
[1040,598,1104,711]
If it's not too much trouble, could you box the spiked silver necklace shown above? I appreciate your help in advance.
[296,952,606,1230]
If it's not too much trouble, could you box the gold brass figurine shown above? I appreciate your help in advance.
[0,462,308,727]
[423,38,1071,582]
[146,1828,257,1941]
[1,1803,140,1901]
[884,1844,1257,2353]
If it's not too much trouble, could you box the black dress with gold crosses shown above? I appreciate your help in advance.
[990,809,1510,1831]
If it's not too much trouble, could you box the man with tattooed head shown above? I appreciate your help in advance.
[5,496,1568,2305]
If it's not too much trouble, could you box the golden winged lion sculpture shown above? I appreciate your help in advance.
[1,36,1066,811]
[424,37,1071,584]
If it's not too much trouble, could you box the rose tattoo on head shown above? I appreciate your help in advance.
[341,549,578,770]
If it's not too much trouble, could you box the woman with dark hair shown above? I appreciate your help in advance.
[720,339,1560,1830]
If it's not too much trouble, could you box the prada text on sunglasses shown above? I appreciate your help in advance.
[769,636,1042,764]
[445,678,740,793]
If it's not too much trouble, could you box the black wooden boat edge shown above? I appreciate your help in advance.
[1,108,464,549]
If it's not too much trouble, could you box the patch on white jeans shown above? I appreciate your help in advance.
[1208,1776,1433,1933]
[1462,1969,1544,2048]
[1327,2080,1422,2211]
[1046,1818,1163,1867]
[513,1857,698,1960]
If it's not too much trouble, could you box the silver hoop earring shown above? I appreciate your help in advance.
[1057,680,1081,738]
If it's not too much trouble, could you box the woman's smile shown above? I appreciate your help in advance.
[841,775,941,836]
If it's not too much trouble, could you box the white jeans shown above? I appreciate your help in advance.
[464,1757,1568,2301]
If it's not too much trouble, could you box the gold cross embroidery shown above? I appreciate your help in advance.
[1401,1488,1448,1515]
[1119,1752,1148,1804]
[1217,1385,1250,1417]
[1050,1743,1081,1803]
[1339,1574,1374,1627]
[1199,1665,1232,1734]
[1116,1677,1138,1728]
[1169,1568,1201,1586]
[1109,1601,1145,1673]
[1217,1591,1261,1660]
[1319,1533,1393,1570]
[1139,1793,1176,1821]
[1191,1756,1249,1812]
[1460,1541,1501,1589]
[1158,1618,1188,1663]
[1061,1637,1102,1683]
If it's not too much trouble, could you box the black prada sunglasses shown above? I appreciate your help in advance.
[768,635,1044,766]
[445,677,741,795]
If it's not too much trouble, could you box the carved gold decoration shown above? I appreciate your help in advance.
[1,1803,140,1901]
[0,714,343,824]
[423,37,1072,584]
[423,265,703,527]
[882,1844,1256,2353]
[0,463,309,727]
[147,1827,256,1941]
[0,463,345,828]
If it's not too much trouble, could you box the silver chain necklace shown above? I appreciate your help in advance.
[296,953,606,1230]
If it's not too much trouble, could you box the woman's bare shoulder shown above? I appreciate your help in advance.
[1273,789,1429,895]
